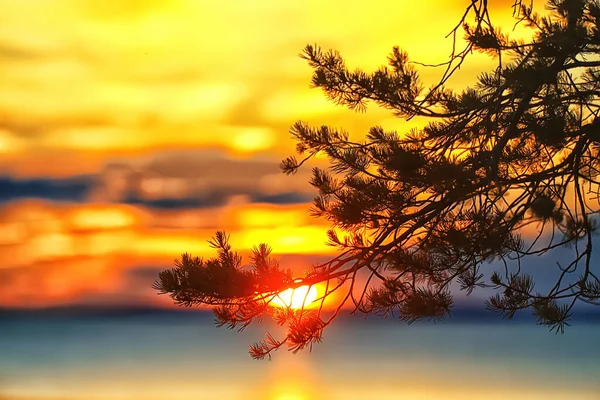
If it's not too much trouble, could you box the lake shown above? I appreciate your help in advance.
[1,310,598,400]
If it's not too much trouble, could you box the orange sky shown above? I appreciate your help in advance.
[0,0,532,308]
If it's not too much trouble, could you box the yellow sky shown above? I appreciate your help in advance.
[0,0,533,308]
[0,0,521,174]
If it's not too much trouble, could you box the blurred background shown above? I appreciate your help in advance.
[0,1,598,399]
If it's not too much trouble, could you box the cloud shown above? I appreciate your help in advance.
[69,264,168,308]
[88,149,317,208]
[0,41,40,61]
[0,256,122,308]
[0,148,317,207]
[0,176,93,203]
[0,198,336,307]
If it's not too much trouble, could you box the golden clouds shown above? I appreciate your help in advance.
[0,220,27,245]
[67,205,139,231]
[0,200,332,264]
[0,0,526,176]
[0,200,333,307]
[84,149,318,208]
[0,256,122,307]
[0,129,24,154]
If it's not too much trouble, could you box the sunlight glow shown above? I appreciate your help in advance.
[271,285,318,309]
[232,127,275,152]
[68,207,138,231]
[276,395,306,400]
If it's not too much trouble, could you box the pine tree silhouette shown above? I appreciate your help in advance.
[155,0,600,359]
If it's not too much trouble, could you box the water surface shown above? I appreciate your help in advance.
[1,310,598,400]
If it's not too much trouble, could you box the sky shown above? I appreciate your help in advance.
[0,0,534,309]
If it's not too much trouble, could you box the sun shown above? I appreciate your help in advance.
[271,285,318,309]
